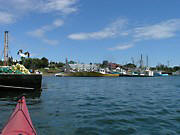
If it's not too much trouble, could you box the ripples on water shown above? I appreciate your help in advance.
[0,76,180,135]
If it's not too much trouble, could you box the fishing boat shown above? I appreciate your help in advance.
[154,71,169,77]
[0,96,37,135]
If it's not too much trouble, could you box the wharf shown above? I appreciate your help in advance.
[0,74,42,91]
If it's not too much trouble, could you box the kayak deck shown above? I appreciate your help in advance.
[1,96,37,135]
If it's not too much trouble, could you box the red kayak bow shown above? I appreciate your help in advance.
[1,96,37,135]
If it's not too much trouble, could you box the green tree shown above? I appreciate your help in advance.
[40,57,49,68]
[24,58,33,69]
[56,62,65,68]
[124,63,136,69]
[68,60,76,64]
[173,66,180,71]
[101,60,109,68]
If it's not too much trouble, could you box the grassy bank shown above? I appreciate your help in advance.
[57,72,119,77]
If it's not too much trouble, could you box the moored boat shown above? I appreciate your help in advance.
[0,96,37,135]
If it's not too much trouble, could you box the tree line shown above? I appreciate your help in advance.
[0,57,65,70]
[0,58,180,72]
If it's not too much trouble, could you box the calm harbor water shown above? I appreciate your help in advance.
[1,76,180,135]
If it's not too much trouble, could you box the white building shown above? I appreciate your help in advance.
[69,64,98,72]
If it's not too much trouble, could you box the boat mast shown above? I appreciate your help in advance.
[140,54,143,69]
[4,31,8,66]
[146,55,149,67]
[65,57,70,73]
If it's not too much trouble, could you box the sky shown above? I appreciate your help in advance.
[0,0,180,66]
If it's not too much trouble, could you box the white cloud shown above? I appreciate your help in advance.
[0,0,78,24]
[40,0,78,14]
[107,19,180,51]
[53,19,64,27]
[0,0,78,45]
[133,19,180,40]
[68,19,128,40]
[0,0,78,14]
[68,18,180,51]
[29,19,64,37]
[68,18,180,41]
[43,39,59,46]
[0,12,15,24]
[28,19,64,45]
[0,0,36,12]
[108,44,133,51]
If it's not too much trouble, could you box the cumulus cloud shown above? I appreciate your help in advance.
[108,44,133,51]
[28,19,64,45]
[68,19,128,40]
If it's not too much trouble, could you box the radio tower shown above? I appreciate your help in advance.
[4,31,8,66]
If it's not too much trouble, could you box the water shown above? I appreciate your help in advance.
[1,76,180,135]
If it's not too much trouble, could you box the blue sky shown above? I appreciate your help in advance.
[0,0,180,66]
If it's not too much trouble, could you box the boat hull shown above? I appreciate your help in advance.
[119,74,153,77]
[1,96,37,135]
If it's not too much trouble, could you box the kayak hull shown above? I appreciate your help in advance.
[1,96,37,135]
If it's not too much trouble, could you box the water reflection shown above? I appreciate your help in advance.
[0,89,42,101]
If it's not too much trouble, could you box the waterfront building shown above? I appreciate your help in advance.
[108,62,119,70]
[69,64,98,72]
